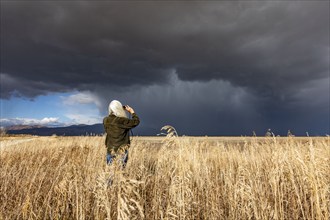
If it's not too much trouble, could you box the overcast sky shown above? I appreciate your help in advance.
[1,1,329,136]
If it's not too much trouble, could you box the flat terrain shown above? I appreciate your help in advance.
[0,136,48,148]
[0,135,329,219]
[1,135,324,146]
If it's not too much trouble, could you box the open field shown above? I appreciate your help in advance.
[0,135,329,219]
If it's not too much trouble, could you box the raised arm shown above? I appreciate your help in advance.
[115,113,140,129]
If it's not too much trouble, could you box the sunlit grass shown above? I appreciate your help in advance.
[0,135,329,219]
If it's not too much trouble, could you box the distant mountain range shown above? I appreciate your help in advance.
[6,125,46,130]
[6,124,104,136]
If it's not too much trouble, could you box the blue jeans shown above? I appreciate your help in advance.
[106,150,128,167]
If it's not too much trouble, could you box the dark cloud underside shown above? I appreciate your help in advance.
[1,1,329,135]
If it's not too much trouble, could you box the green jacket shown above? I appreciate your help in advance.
[103,113,140,153]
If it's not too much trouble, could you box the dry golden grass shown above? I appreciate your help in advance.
[0,135,329,219]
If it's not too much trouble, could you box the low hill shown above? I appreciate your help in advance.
[7,124,104,136]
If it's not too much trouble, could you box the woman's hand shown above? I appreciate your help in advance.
[124,105,135,114]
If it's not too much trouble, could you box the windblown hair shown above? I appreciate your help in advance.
[108,100,128,118]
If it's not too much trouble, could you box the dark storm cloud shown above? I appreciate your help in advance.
[1,1,329,135]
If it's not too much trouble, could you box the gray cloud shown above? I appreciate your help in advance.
[1,1,329,135]
[94,72,262,135]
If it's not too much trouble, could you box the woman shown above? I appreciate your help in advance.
[103,100,140,166]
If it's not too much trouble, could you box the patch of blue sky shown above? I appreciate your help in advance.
[0,91,102,126]
[1,93,65,119]
[59,91,103,125]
